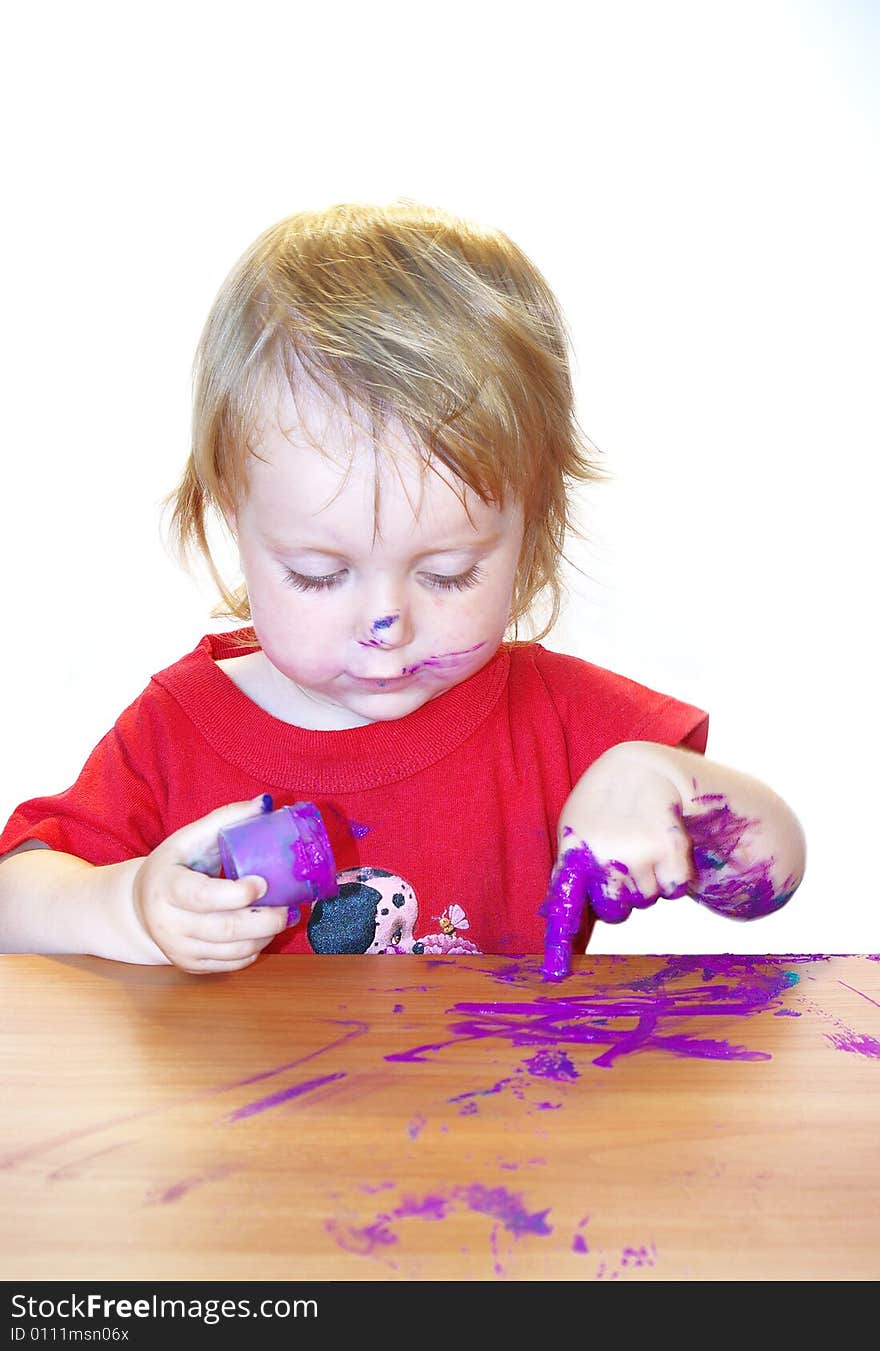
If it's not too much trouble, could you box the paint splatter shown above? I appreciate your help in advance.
[225,1072,347,1121]
[328,1183,552,1261]
[407,1114,427,1140]
[825,1031,880,1059]
[521,1048,579,1082]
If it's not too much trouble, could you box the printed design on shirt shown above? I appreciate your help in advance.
[306,866,482,955]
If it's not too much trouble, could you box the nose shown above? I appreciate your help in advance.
[357,607,414,653]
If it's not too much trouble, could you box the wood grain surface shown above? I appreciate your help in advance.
[2,952,878,1281]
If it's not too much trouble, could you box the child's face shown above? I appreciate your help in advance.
[231,380,525,725]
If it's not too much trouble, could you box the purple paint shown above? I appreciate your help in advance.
[325,1217,398,1255]
[540,791,800,981]
[407,1114,427,1140]
[146,1165,234,1205]
[838,980,880,1011]
[679,797,798,921]
[388,958,802,1069]
[572,1233,589,1254]
[327,1184,552,1267]
[622,1242,657,1267]
[226,1072,347,1121]
[825,1031,880,1059]
[401,641,487,676]
[218,802,339,910]
[392,1003,404,1013]
[449,1076,518,1103]
[521,1048,579,1082]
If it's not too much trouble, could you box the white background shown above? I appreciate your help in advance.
[1,0,876,952]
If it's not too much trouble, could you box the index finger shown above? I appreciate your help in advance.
[539,840,592,983]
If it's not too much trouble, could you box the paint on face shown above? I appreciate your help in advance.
[358,614,400,649]
[541,791,799,981]
[398,640,488,677]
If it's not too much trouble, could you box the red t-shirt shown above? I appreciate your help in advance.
[0,631,708,955]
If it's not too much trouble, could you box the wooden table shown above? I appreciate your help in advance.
[2,953,878,1282]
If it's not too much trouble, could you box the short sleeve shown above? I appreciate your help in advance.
[530,645,709,785]
[0,687,168,865]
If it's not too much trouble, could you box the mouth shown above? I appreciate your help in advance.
[349,672,415,691]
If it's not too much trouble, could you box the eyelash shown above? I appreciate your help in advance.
[283,565,485,594]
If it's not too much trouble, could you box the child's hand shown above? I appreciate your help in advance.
[554,747,694,923]
[132,797,291,973]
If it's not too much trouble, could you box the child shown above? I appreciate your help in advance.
[0,200,806,972]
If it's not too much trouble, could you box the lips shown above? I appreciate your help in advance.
[350,672,414,689]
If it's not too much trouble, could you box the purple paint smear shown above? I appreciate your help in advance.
[327,1183,552,1259]
[388,957,801,1070]
[825,1031,880,1059]
[540,791,800,981]
[522,1048,580,1082]
[401,641,487,677]
[225,1072,347,1121]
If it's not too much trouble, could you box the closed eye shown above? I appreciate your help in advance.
[425,565,485,592]
[283,565,485,593]
[285,570,348,591]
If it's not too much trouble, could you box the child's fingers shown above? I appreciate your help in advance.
[183,905,289,945]
[159,795,273,874]
[169,866,269,913]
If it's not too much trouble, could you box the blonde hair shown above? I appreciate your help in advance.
[162,198,607,647]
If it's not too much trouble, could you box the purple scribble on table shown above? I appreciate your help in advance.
[225,1072,347,1121]
[825,1031,880,1059]
[838,980,880,1011]
[330,1183,552,1258]
[449,1076,518,1103]
[392,1003,404,1013]
[540,791,800,982]
[407,1114,427,1140]
[388,958,803,1069]
[572,1234,589,1254]
[535,1101,562,1111]
[145,1164,235,1205]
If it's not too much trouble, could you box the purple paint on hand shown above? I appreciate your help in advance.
[541,792,798,981]
[676,797,797,920]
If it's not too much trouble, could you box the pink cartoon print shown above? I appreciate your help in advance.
[305,866,481,954]
[419,902,481,955]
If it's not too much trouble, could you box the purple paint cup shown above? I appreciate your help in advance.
[217,802,339,923]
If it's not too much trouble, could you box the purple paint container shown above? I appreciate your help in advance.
[217,803,339,922]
